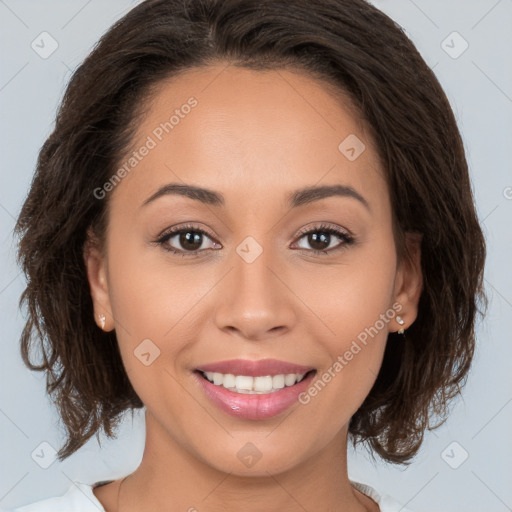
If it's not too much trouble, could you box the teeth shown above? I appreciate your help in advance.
[284,373,297,386]
[202,371,308,394]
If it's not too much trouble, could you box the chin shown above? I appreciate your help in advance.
[194,436,311,477]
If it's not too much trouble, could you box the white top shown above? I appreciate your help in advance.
[3,479,414,512]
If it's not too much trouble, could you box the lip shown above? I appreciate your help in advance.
[195,358,315,377]
[194,367,317,420]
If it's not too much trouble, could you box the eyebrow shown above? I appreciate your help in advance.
[141,183,370,211]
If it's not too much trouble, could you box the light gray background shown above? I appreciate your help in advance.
[1,1,511,511]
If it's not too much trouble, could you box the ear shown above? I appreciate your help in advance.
[393,232,423,332]
[83,227,114,331]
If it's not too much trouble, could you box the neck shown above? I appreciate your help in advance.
[116,411,373,512]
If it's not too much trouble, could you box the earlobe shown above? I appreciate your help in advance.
[393,232,423,333]
[83,227,113,331]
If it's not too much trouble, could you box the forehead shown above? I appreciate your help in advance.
[110,64,388,215]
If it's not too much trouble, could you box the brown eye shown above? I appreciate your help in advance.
[156,224,219,257]
[294,224,355,255]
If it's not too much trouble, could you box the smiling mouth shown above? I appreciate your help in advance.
[195,369,317,395]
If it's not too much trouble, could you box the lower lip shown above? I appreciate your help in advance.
[194,370,316,420]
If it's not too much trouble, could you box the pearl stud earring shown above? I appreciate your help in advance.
[396,315,405,335]
[98,314,106,330]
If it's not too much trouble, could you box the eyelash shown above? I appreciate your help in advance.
[154,223,355,258]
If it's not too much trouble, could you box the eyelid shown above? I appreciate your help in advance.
[156,223,218,243]
[294,222,353,239]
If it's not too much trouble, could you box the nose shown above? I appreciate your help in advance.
[214,242,297,342]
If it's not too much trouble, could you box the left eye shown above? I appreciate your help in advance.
[292,224,355,255]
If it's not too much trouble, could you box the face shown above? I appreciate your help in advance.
[85,63,422,477]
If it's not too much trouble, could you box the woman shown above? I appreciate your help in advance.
[10,0,486,510]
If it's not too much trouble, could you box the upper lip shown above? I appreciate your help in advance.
[195,358,316,377]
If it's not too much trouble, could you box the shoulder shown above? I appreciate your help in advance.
[351,480,416,512]
[5,482,106,512]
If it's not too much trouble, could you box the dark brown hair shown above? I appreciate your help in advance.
[14,0,486,464]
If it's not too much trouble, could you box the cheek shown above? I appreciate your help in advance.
[105,248,201,418]
[104,230,227,407]
[297,235,397,405]
[305,236,397,347]
[106,216,201,337]
[104,226,199,379]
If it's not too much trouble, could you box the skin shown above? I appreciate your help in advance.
[84,63,422,512]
